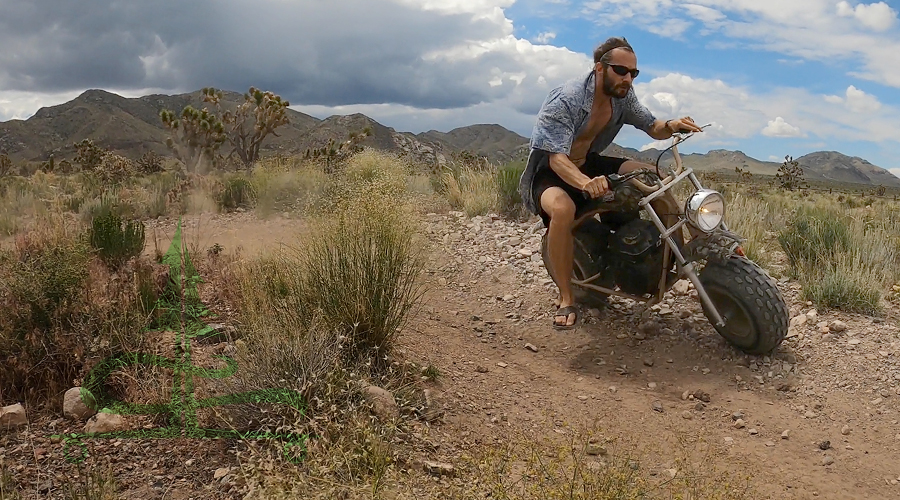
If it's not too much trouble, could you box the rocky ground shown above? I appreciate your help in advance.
[3,209,900,499]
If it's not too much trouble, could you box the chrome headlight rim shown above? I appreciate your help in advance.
[685,189,725,233]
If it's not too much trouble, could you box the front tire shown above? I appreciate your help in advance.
[698,255,788,355]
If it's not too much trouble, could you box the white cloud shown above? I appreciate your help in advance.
[640,139,672,151]
[762,117,805,138]
[578,0,900,88]
[630,72,900,147]
[646,18,693,38]
[824,85,882,113]
[836,1,898,32]
[684,4,725,23]
[534,31,556,43]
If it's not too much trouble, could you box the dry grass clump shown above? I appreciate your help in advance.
[217,150,428,493]
[460,424,759,500]
[440,165,499,217]
[777,200,898,315]
[250,155,330,217]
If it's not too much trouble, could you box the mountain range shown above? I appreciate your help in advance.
[1,88,898,188]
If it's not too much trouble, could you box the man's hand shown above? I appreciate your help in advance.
[666,116,703,134]
[581,175,609,199]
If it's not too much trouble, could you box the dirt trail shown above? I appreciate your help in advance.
[4,210,899,499]
[397,210,900,500]
[141,210,900,499]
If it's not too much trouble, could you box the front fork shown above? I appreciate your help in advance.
[639,169,726,328]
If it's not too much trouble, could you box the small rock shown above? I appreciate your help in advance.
[830,320,847,333]
[609,386,618,393]
[497,362,508,368]
[841,425,851,436]
[362,386,399,421]
[424,461,455,477]
[692,390,711,403]
[673,280,690,295]
[476,365,488,373]
[822,456,834,466]
[724,437,734,445]
[586,443,607,456]
[682,411,693,420]
[732,411,744,421]
[652,401,664,413]
[790,315,808,328]
[782,430,790,440]
[818,440,831,450]
[648,382,658,390]
[871,397,883,406]
[734,419,746,429]
[214,468,230,480]
[694,402,705,411]
[806,309,818,321]
[84,413,127,434]
[0,403,27,430]
[63,387,97,421]
[748,428,758,436]
[643,358,654,367]
[524,343,538,353]
[765,441,775,447]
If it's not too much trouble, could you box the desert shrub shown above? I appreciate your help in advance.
[777,207,850,271]
[237,152,425,368]
[440,164,498,216]
[299,200,423,364]
[0,216,159,408]
[778,203,897,314]
[721,193,776,269]
[88,203,146,269]
[216,173,257,211]
[803,263,883,315]
[251,157,329,216]
[496,160,526,218]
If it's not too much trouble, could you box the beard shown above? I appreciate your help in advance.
[601,68,630,98]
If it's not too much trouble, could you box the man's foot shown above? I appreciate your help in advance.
[552,305,580,330]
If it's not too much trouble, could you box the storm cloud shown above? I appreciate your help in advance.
[0,0,589,112]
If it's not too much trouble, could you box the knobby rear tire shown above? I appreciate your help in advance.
[540,229,610,310]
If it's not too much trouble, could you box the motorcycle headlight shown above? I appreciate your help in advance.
[685,189,725,232]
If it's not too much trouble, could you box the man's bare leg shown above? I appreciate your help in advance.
[540,187,577,327]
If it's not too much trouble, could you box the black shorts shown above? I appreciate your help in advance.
[531,153,628,227]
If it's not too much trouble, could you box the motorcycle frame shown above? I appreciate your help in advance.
[567,143,728,328]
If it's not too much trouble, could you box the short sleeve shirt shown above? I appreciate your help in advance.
[517,69,657,214]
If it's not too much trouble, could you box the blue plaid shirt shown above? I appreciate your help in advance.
[518,70,657,215]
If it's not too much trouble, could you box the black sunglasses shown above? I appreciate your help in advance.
[608,64,639,79]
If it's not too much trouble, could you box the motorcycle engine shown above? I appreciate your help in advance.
[609,218,666,296]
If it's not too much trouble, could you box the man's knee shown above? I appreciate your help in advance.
[541,189,576,225]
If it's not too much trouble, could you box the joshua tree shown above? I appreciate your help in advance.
[0,153,13,176]
[200,86,291,169]
[160,105,226,174]
[775,155,807,191]
[304,127,372,172]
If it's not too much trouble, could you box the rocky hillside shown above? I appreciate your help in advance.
[1,88,898,187]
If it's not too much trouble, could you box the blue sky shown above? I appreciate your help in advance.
[0,0,898,175]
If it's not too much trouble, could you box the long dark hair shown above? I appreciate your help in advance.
[593,37,634,65]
